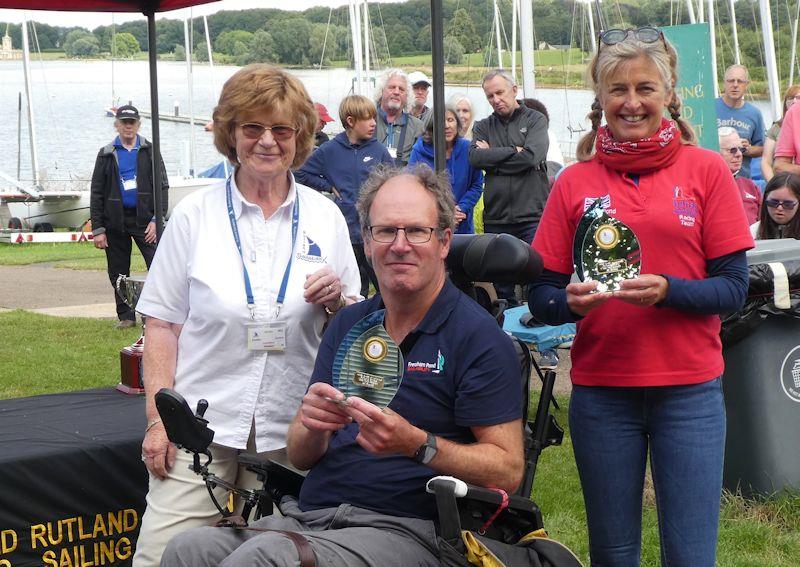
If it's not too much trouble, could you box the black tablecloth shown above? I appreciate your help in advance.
[0,389,147,566]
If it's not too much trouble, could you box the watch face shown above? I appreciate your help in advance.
[422,445,436,464]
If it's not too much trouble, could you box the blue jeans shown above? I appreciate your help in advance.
[569,379,725,567]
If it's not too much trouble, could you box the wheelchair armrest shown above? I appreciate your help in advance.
[427,476,543,544]
[237,449,307,501]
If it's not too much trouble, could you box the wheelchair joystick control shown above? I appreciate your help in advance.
[195,399,209,420]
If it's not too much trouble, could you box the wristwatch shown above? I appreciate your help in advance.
[412,431,438,465]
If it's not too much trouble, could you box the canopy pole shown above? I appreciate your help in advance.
[430,0,445,172]
[146,10,164,239]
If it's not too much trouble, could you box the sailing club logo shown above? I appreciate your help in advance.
[296,233,326,263]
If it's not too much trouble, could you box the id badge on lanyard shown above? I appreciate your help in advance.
[122,177,137,191]
[226,176,298,353]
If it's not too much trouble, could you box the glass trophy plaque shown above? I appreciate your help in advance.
[331,310,403,407]
[573,198,641,293]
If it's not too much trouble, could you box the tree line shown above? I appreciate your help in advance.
[1,0,797,82]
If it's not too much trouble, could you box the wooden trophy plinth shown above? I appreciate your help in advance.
[118,335,145,394]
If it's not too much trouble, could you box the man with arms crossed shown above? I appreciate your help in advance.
[161,165,524,566]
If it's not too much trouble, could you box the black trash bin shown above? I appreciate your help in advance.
[721,239,800,497]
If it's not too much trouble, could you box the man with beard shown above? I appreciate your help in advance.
[375,69,424,166]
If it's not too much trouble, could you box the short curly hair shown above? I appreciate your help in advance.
[212,64,316,169]
[356,164,455,238]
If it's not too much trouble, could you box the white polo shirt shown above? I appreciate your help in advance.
[137,174,361,451]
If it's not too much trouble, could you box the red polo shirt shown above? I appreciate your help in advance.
[534,144,754,387]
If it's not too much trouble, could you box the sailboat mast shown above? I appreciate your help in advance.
[511,0,518,84]
[519,0,535,94]
[363,1,370,84]
[21,17,39,186]
[493,0,503,68]
[790,0,800,85]
[707,0,719,96]
[759,0,782,120]
[183,18,197,176]
[587,1,597,53]
[685,0,697,24]
[349,0,363,94]
[728,0,740,64]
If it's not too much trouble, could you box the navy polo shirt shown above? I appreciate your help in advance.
[114,135,140,210]
[298,280,523,520]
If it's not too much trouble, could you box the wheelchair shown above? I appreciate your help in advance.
[155,233,569,563]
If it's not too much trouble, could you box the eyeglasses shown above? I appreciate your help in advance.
[239,123,298,140]
[368,225,438,244]
[599,27,665,48]
[765,199,799,210]
[723,147,746,155]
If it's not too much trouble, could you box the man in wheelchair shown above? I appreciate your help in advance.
[161,165,526,566]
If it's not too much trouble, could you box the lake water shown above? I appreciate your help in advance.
[0,59,775,185]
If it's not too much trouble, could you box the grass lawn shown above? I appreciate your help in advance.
[0,242,146,271]
[1,307,797,564]
[0,310,141,399]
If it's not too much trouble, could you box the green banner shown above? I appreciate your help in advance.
[663,23,718,151]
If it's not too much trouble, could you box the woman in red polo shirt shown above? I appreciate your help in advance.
[529,28,753,567]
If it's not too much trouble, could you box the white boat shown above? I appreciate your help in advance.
[3,175,221,231]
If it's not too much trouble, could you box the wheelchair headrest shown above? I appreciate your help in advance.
[155,388,214,454]
[447,234,543,285]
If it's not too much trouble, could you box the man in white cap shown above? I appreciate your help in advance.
[408,71,432,122]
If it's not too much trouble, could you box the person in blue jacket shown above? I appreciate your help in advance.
[296,95,395,296]
[408,106,483,233]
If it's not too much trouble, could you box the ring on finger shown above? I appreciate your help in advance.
[327,284,333,295]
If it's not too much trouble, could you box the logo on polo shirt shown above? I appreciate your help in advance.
[583,195,615,214]
[672,186,698,227]
[296,233,326,263]
[407,349,445,374]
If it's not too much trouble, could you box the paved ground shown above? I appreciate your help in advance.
[0,263,573,395]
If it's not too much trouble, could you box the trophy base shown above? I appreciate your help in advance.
[119,344,145,396]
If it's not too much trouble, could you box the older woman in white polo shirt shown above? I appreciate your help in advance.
[132,64,361,567]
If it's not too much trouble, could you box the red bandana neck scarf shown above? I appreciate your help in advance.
[595,118,682,174]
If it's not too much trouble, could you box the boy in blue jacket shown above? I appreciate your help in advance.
[296,95,395,297]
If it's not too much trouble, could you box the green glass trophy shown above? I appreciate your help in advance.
[331,310,403,407]
[573,198,641,293]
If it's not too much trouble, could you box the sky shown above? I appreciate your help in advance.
[0,0,401,29]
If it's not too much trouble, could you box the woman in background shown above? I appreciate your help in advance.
[448,93,474,140]
[762,85,800,181]
[408,106,483,233]
[752,172,800,239]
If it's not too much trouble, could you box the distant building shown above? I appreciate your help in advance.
[537,41,571,51]
[1,25,22,60]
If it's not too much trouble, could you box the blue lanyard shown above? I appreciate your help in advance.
[226,176,299,319]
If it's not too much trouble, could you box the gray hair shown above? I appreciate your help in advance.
[482,68,516,88]
[447,92,472,110]
[357,164,456,237]
[718,126,739,142]
[375,68,412,112]
[724,64,750,82]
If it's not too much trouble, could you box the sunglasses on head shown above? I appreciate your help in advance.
[599,27,665,48]
[239,123,298,141]
[765,198,799,210]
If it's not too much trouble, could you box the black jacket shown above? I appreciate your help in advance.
[90,136,169,235]
[468,105,550,225]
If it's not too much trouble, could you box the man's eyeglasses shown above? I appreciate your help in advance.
[239,123,298,140]
[599,27,665,48]
[723,147,746,155]
[368,226,438,244]
[765,199,799,210]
